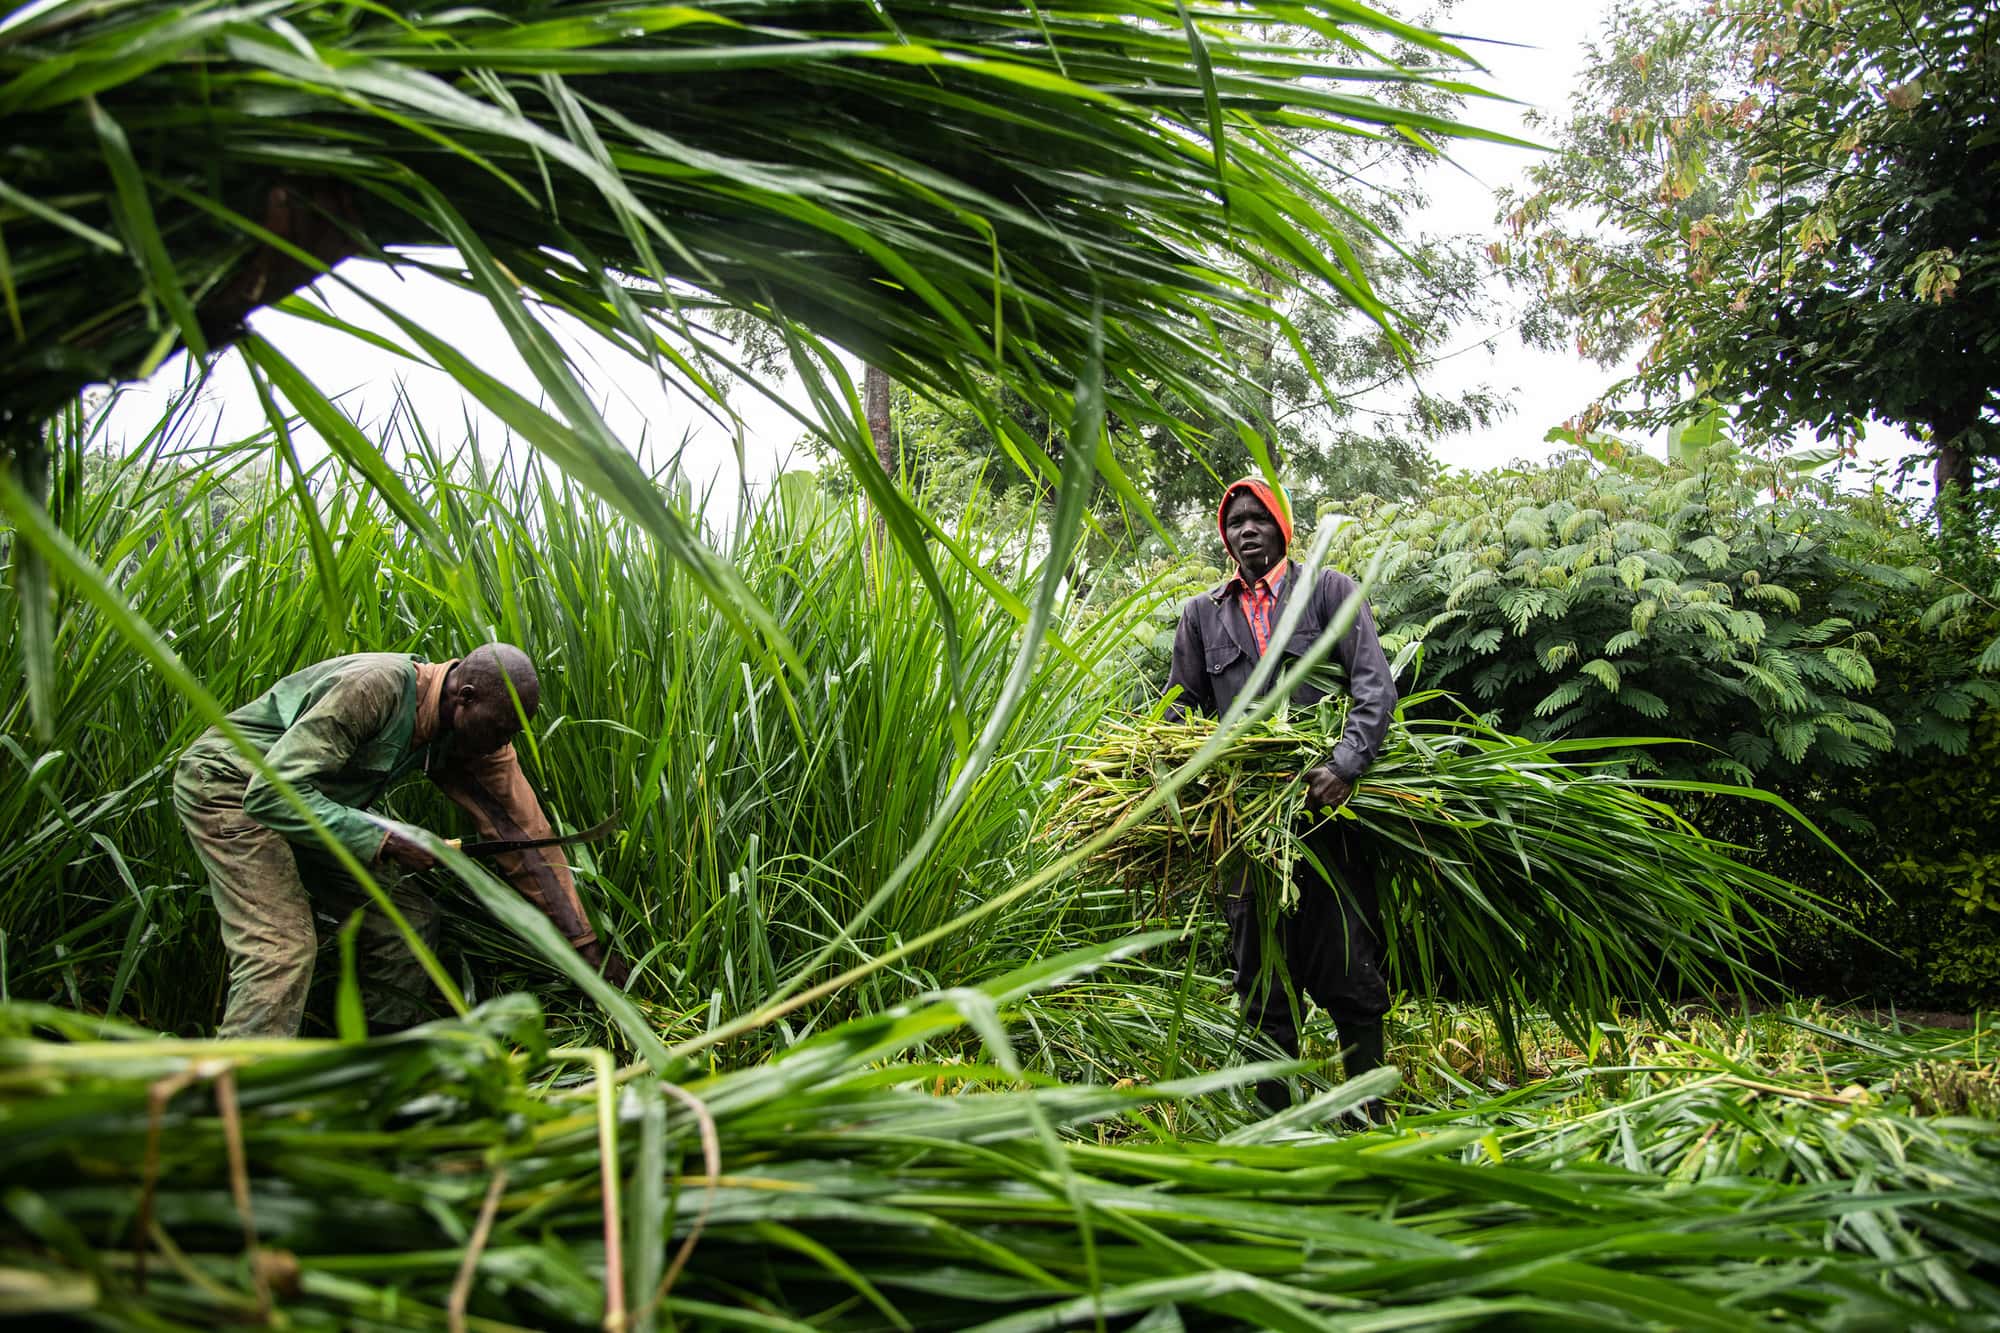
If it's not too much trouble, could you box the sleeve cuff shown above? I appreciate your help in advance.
[1327,748,1367,783]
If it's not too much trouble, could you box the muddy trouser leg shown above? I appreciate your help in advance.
[296,849,441,1034]
[173,753,316,1039]
[1224,870,1304,1112]
[1297,824,1391,1110]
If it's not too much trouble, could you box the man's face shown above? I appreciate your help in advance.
[1222,491,1285,580]
[451,683,526,756]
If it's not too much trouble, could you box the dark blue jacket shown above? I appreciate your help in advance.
[1164,562,1397,783]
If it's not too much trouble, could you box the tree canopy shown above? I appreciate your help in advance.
[1499,0,1999,506]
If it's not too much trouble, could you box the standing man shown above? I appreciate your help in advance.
[173,644,626,1039]
[1165,478,1398,1110]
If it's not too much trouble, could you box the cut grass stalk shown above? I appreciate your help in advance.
[4,961,1996,1330]
[1050,691,1854,1048]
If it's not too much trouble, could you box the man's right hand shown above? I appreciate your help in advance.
[379,826,438,871]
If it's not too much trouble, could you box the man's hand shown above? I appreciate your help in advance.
[379,825,438,871]
[1304,765,1354,814]
[580,940,631,989]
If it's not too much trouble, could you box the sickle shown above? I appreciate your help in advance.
[447,813,621,859]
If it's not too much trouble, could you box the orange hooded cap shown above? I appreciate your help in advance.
[1217,476,1293,549]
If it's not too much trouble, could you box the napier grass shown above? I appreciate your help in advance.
[3,973,1997,1331]
[7,3,1995,1325]
[0,408,1153,1046]
[1050,693,1850,1046]
[3,406,1992,1332]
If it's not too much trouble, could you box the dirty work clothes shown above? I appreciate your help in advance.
[175,750,438,1036]
[1165,563,1398,1077]
[1223,823,1391,1057]
[204,652,422,865]
[1165,564,1396,783]
[173,653,593,1038]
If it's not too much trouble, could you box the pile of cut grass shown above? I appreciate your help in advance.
[5,949,1997,1331]
[1402,1003,2000,1317]
[1394,998,1999,1106]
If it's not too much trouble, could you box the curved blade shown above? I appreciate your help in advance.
[457,812,621,859]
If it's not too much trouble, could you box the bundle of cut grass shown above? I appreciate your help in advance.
[1404,1005,2000,1316]
[0,0,1495,585]
[3,948,1995,1331]
[1049,691,1847,1040]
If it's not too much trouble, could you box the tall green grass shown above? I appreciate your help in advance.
[0,396,1148,1042]
[10,404,2000,1330]
[0,0,1510,761]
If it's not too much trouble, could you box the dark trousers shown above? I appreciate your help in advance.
[1223,823,1390,1061]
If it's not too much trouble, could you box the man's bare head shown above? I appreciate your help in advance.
[443,643,540,754]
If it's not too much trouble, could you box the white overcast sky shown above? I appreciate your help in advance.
[1410,0,1920,478]
[98,0,1924,502]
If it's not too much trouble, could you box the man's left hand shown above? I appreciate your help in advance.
[579,939,631,989]
[1304,765,1353,813]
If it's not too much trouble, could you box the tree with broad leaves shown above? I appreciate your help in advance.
[1498,0,2000,528]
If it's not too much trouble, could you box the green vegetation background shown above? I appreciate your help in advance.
[4,398,1997,1055]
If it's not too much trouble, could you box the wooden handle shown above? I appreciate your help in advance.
[445,838,462,851]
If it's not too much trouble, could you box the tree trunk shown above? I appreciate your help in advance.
[200,181,359,349]
[864,364,893,552]
[1251,264,1283,459]
[1928,400,1981,541]
[865,364,894,480]
[2,421,55,741]
[1935,439,1975,503]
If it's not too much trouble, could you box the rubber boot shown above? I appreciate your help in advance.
[1250,1020,1300,1115]
[1338,1021,1388,1125]
[1340,1020,1385,1078]
[1253,1076,1291,1114]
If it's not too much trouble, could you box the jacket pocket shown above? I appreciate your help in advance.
[1205,640,1245,675]
[1281,608,1327,660]
[345,732,403,779]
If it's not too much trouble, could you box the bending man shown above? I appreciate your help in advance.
[1165,478,1398,1109]
[173,644,625,1038]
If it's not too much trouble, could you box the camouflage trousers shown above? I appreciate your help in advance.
[173,743,440,1039]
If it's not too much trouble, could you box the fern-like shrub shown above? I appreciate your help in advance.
[1325,448,1993,786]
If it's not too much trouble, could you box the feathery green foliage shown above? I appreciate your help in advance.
[1321,448,1986,782]
[1765,704,2000,1009]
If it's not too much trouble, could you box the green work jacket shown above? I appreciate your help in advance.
[186,653,435,864]
[181,653,597,949]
